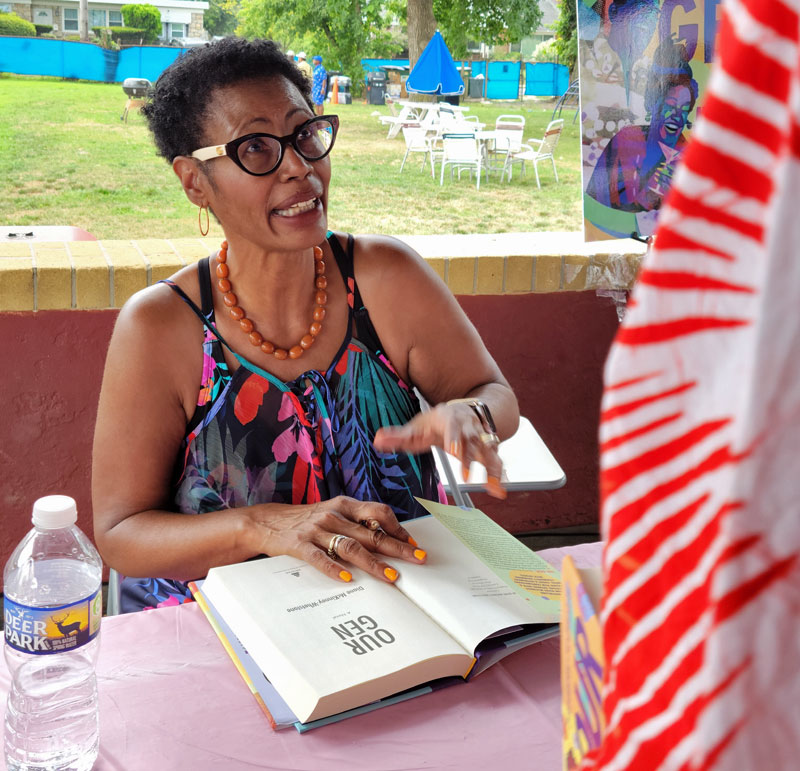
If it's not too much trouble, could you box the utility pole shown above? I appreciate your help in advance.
[79,0,89,42]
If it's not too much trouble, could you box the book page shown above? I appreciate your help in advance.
[395,515,558,656]
[418,499,562,615]
[202,556,472,723]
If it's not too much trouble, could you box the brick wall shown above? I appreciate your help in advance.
[0,233,644,311]
[188,12,204,39]
[11,3,32,21]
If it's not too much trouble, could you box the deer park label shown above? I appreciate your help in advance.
[3,589,102,655]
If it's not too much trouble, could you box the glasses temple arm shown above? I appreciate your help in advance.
[191,146,227,161]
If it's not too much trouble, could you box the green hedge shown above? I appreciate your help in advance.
[119,5,161,43]
[91,26,148,44]
[0,12,37,36]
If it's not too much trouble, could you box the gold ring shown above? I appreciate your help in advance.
[327,534,348,559]
[479,431,499,446]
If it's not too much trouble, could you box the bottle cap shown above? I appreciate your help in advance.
[32,495,78,529]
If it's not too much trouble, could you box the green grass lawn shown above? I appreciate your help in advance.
[0,74,583,240]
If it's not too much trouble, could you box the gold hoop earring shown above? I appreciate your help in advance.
[198,205,210,237]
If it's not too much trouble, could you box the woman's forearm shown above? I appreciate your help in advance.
[95,495,425,585]
[452,381,520,441]
[96,506,260,581]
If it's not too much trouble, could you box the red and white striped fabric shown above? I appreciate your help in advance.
[592,1,800,768]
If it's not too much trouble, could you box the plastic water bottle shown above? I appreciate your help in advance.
[3,496,103,771]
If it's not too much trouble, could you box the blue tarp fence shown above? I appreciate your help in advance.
[1,41,571,99]
[362,58,525,100]
[469,61,520,100]
[0,37,184,82]
[524,62,569,97]
[361,58,410,73]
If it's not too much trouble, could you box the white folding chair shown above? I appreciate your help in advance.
[400,126,439,177]
[106,568,121,616]
[490,114,526,181]
[507,119,564,187]
[439,133,486,190]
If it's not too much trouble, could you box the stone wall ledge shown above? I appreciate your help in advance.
[0,232,647,311]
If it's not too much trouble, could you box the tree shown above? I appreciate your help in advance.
[204,0,239,37]
[553,0,577,74]
[238,0,403,84]
[407,0,436,67]
[120,4,161,43]
[431,0,543,59]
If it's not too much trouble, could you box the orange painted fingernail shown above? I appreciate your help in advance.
[449,441,458,456]
[408,536,418,547]
[414,549,427,562]
[384,567,399,582]
[462,464,470,482]
[339,570,352,582]
[487,476,507,500]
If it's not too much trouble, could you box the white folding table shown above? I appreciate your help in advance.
[433,416,566,507]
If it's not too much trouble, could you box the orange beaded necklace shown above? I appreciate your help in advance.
[215,240,327,361]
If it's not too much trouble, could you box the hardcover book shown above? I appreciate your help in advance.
[196,500,562,727]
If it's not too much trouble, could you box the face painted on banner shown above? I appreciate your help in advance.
[652,84,693,144]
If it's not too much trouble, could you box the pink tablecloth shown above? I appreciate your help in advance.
[1,543,601,771]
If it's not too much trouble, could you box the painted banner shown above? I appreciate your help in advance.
[578,1,720,241]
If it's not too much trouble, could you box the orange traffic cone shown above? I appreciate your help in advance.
[331,77,339,105]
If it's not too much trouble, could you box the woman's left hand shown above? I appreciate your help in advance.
[373,402,506,499]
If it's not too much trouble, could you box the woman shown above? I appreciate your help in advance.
[92,38,519,612]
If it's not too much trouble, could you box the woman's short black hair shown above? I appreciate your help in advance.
[142,37,312,162]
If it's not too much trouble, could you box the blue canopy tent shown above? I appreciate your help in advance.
[405,30,464,95]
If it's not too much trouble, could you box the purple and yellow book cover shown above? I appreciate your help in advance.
[561,556,605,770]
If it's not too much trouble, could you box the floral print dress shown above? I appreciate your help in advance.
[120,233,445,612]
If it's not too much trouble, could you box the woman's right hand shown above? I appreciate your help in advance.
[245,496,428,584]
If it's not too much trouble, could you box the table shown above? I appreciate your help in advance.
[381,102,434,139]
[472,130,515,179]
[0,543,601,771]
[398,100,470,113]
[434,416,566,501]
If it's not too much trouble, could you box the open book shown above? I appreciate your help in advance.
[197,500,561,726]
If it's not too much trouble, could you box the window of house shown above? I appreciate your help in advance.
[0,4,12,13]
[109,11,122,26]
[90,9,106,27]
[63,8,78,31]
[161,22,187,41]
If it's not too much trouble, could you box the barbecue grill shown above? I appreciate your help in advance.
[121,78,153,123]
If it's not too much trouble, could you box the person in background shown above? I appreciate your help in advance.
[92,38,517,612]
[296,51,313,81]
[311,55,328,115]
[286,49,295,61]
